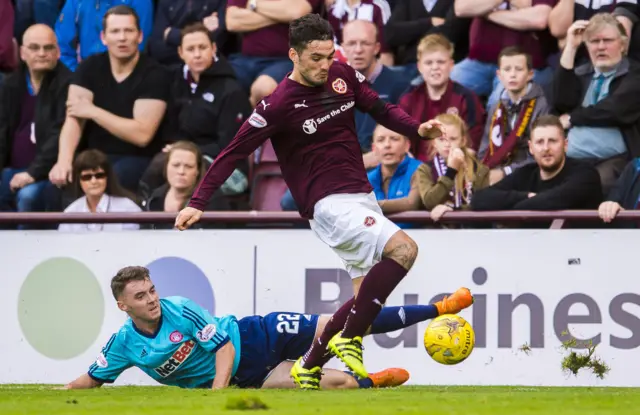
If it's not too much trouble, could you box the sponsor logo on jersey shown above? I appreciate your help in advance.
[446,107,459,115]
[355,70,366,83]
[169,331,184,343]
[332,78,348,94]
[140,348,148,358]
[248,112,267,128]
[96,352,108,368]
[196,323,217,342]
[154,340,196,378]
[302,101,355,134]
[364,216,376,227]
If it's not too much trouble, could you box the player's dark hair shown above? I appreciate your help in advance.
[180,22,214,44]
[72,149,138,202]
[531,114,566,138]
[498,46,533,70]
[102,5,141,32]
[289,14,334,54]
[111,266,151,300]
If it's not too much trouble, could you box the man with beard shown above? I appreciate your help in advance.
[470,114,602,212]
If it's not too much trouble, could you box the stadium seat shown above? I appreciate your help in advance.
[250,140,287,211]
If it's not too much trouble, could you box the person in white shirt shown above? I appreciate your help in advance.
[59,149,141,232]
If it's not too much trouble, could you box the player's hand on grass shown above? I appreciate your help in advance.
[175,207,204,230]
[418,119,445,140]
[598,201,622,223]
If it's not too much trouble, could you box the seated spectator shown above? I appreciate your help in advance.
[549,0,636,61]
[368,124,423,227]
[55,0,152,72]
[0,24,70,222]
[14,0,63,42]
[59,149,141,232]
[340,19,408,165]
[398,34,485,161]
[452,0,557,104]
[416,113,489,222]
[328,0,394,65]
[140,22,252,197]
[598,157,640,226]
[385,0,470,72]
[555,14,640,195]
[225,0,323,106]
[471,114,603,212]
[0,0,17,82]
[142,141,229,229]
[49,6,170,194]
[149,0,227,66]
[478,46,550,185]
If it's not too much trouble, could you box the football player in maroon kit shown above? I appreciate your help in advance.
[175,13,473,389]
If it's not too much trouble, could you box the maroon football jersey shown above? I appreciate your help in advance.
[189,60,421,219]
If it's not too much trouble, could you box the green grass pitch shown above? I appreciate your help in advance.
[1,385,639,415]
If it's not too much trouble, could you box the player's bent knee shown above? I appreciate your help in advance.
[382,231,418,270]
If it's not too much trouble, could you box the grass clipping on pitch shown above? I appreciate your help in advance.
[559,331,610,380]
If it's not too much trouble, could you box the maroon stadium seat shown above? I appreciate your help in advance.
[250,140,286,211]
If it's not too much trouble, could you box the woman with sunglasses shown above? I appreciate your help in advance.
[58,150,141,231]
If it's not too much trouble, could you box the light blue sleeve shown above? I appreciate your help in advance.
[134,0,154,52]
[87,333,133,383]
[180,299,230,353]
[55,0,79,71]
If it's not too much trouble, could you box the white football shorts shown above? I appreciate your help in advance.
[309,192,401,279]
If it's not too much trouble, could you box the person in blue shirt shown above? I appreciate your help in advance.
[368,124,424,228]
[62,266,473,390]
[55,0,153,71]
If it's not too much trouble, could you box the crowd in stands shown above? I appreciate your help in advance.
[1,0,640,230]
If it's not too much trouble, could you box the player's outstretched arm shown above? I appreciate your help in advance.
[211,341,236,390]
[63,373,103,390]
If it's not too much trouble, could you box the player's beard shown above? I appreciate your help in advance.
[301,68,327,87]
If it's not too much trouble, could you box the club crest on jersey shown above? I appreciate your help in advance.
[332,78,347,94]
[446,107,459,115]
[355,70,366,83]
[169,331,184,343]
[196,323,217,342]
[96,352,108,368]
[364,216,376,227]
[154,340,196,378]
[248,112,267,128]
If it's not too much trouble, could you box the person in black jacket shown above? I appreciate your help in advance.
[598,158,640,227]
[140,22,252,197]
[0,24,70,216]
[471,114,603,214]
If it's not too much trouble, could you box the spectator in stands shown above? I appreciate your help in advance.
[340,20,408,166]
[0,0,17,82]
[142,141,229,229]
[55,0,152,71]
[149,0,227,66]
[14,0,63,42]
[554,14,640,195]
[416,113,489,222]
[368,124,423,227]
[225,0,323,106]
[398,34,485,161]
[328,0,394,66]
[59,149,141,232]
[452,0,557,103]
[0,24,70,221]
[471,114,602,212]
[49,6,170,194]
[549,0,636,57]
[478,47,550,185]
[140,22,252,197]
[598,157,640,226]
[385,0,470,73]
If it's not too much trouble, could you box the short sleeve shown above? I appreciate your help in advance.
[227,0,247,7]
[181,300,230,353]
[136,64,171,102]
[71,56,99,91]
[87,333,133,384]
[532,0,558,7]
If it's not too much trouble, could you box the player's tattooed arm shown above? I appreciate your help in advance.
[211,342,236,390]
[62,373,102,390]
